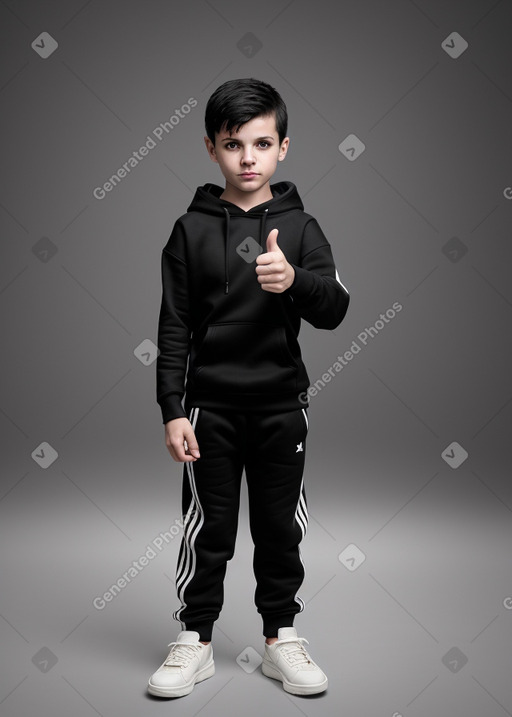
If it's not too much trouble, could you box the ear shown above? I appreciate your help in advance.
[204,136,218,163]
[278,136,289,161]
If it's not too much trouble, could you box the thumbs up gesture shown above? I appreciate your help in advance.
[255,229,295,293]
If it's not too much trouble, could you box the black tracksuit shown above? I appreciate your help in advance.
[156,181,349,640]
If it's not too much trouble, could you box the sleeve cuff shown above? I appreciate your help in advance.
[159,393,187,423]
[286,264,316,300]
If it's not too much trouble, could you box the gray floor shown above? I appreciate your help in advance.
[2,435,512,717]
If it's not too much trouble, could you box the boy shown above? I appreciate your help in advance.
[148,78,350,698]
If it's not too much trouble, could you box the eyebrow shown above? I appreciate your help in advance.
[220,135,275,142]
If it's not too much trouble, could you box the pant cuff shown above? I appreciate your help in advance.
[262,614,296,638]
[183,621,214,642]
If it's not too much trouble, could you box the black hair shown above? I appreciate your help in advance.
[205,78,288,146]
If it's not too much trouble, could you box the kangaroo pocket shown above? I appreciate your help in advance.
[191,322,298,393]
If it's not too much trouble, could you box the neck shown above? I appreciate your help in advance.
[220,182,273,212]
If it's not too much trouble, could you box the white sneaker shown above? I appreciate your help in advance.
[147,631,215,698]
[262,627,328,695]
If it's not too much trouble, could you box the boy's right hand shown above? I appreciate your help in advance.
[164,418,200,462]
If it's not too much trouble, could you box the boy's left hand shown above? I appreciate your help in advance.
[255,229,295,293]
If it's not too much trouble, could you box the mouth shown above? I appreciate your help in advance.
[239,172,259,177]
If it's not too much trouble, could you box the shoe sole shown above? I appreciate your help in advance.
[147,659,215,698]
[261,659,328,695]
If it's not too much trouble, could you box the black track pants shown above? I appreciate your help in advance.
[173,406,309,642]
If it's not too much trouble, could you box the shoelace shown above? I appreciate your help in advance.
[274,637,313,666]
[163,641,202,668]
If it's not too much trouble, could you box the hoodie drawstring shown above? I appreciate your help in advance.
[223,207,230,294]
[259,208,268,250]
[222,207,269,295]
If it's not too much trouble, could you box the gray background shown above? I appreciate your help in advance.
[1,0,511,715]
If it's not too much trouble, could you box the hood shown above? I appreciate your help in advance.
[186,181,304,294]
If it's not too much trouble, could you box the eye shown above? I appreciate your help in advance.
[258,141,271,148]
[225,141,238,149]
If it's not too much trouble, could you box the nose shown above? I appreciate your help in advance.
[241,147,255,165]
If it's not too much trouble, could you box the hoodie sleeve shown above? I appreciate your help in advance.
[286,217,350,330]
[156,220,190,423]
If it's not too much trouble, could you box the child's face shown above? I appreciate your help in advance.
[204,114,289,195]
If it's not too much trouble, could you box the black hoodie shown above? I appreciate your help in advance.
[156,180,350,423]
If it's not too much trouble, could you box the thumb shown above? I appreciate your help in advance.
[266,228,280,253]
